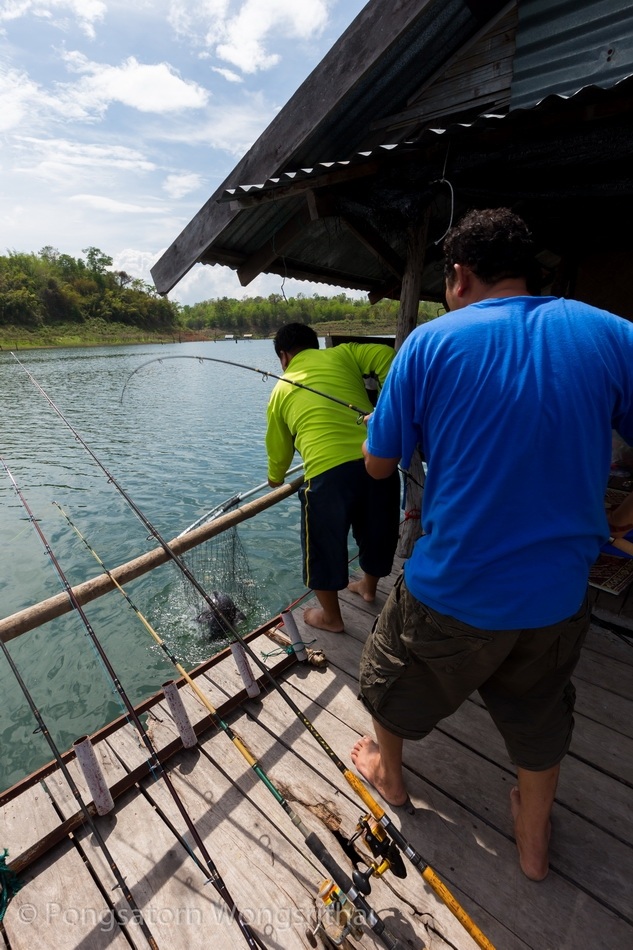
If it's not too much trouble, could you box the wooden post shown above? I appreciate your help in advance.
[395,212,430,559]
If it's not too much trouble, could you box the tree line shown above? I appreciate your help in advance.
[180,292,442,335]
[1,247,442,338]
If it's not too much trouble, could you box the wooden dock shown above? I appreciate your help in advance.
[1,565,631,949]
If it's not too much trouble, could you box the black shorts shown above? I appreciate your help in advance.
[359,573,592,770]
[299,459,400,591]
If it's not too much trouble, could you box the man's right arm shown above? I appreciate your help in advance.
[266,394,294,486]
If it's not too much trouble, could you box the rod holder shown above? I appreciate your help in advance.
[162,680,197,749]
[281,608,308,661]
[230,643,260,698]
[73,736,114,815]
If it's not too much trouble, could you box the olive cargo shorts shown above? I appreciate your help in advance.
[359,573,592,770]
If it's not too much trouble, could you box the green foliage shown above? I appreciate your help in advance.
[0,245,445,347]
[179,292,443,337]
[0,247,180,333]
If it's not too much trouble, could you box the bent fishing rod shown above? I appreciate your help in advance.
[0,458,262,950]
[122,354,425,489]
[15,355,495,950]
[55,503,403,950]
[0,464,159,948]
[121,354,368,420]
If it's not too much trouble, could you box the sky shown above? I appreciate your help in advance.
[0,0,369,305]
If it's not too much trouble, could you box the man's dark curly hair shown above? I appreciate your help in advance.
[443,208,535,286]
[274,322,319,357]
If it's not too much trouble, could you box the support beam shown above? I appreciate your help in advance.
[341,213,406,279]
[237,204,313,286]
[395,212,430,558]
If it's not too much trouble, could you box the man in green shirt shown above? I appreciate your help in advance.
[266,323,400,632]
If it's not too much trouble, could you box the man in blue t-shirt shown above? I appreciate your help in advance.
[352,208,633,881]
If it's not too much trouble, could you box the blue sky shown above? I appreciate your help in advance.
[0,0,368,305]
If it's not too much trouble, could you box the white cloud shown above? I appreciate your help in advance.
[0,0,107,38]
[155,91,274,155]
[9,137,156,191]
[163,258,364,307]
[68,194,164,214]
[163,173,204,199]
[211,66,243,83]
[59,51,209,115]
[169,0,330,74]
[0,66,42,131]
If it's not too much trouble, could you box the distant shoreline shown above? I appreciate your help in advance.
[0,320,399,351]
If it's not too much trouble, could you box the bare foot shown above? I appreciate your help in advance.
[350,735,408,807]
[510,786,551,881]
[347,579,376,603]
[303,606,344,633]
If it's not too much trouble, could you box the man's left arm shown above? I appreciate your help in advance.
[362,438,399,479]
[352,343,396,388]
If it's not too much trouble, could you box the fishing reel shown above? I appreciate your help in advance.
[309,879,363,947]
[349,815,407,894]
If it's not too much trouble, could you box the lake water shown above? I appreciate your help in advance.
[0,339,310,792]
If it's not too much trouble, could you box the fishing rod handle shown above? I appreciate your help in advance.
[421,867,496,950]
[305,833,401,950]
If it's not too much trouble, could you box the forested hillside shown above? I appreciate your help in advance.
[0,247,178,331]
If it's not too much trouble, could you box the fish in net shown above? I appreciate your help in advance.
[179,524,257,642]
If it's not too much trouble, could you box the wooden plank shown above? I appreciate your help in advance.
[300,591,633,835]
[2,839,141,949]
[74,787,246,949]
[442,697,633,845]
[585,621,633,664]
[286,610,633,914]
[0,783,62,866]
[573,677,632,738]
[574,648,633,700]
[237,204,312,286]
[190,704,484,949]
[246,671,632,949]
[130,738,403,949]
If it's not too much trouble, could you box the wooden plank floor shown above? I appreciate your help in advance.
[1,565,632,949]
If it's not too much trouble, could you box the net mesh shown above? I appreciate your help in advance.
[179,525,257,638]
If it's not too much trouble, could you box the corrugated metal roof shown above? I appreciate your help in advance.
[152,0,511,295]
[202,75,633,302]
[152,0,633,298]
[511,0,633,108]
[218,76,633,202]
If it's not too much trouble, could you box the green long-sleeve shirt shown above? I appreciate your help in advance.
[266,342,395,482]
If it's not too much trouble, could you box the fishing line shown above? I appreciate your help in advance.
[0,456,263,950]
[121,354,424,488]
[55,502,402,949]
[120,354,369,421]
[0,471,159,949]
[14,354,496,950]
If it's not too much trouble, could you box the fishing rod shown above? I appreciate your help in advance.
[56,502,404,949]
[0,476,159,949]
[0,456,262,950]
[121,354,368,420]
[179,462,304,536]
[14,355,496,950]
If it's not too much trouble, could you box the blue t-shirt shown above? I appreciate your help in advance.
[367,296,633,629]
